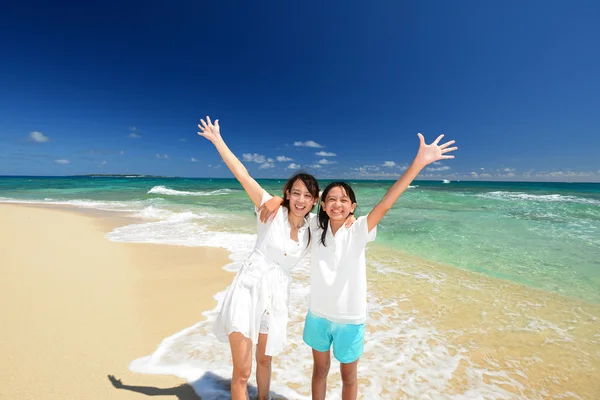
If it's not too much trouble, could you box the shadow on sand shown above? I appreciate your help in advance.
[108,373,289,400]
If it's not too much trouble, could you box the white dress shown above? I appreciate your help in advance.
[212,191,311,356]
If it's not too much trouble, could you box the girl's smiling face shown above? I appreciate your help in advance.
[321,186,356,222]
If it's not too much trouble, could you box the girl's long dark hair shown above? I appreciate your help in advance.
[281,172,319,247]
[318,181,357,246]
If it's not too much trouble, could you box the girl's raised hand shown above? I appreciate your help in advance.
[197,116,221,143]
[414,133,458,167]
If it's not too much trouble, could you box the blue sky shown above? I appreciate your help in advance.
[0,1,599,181]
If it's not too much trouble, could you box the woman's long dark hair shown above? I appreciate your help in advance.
[281,172,319,247]
[317,181,357,246]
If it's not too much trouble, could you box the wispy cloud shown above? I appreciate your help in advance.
[190,157,198,162]
[156,154,169,159]
[382,161,396,167]
[120,150,125,155]
[178,138,187,142]
[317,159,337,165]
[426,165,450,171]
[29,131,50,143]
[55,159,70,164]
[287,163,301,169]
[353,164,402,178]
[277,155,293,162]
[242,153,266,163]
[259,162,274,169]
[294,140,323,148]
[309,164,322,169]
[100,160,107,166]
[316,151,336,157]
[127,126,141,138]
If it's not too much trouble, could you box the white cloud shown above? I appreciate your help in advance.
[309,164,322,169]
[100,160,107,166]
[156,154,169,159]
[471,172,478,177]
[480,167,485,170]
[29,131,49,143]
[242,153,266,163]
[382,161,396,167]
[55,159,70,164]
[504,168,515,172]
[258,162,275,169]
[317,159,337,165]
[294,140,323,148]
[190,157,198,162]
[128,133,141,139]
[542,170,597,178]
[354,165,380,172]
[277,155,293,162]
[353,164,401,178]
[316,151,336,157]
[426,166,451,172]
[480,173,492,178]
[287,163,301,169]
[267,158,274,162]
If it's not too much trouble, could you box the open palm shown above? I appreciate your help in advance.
[414,133,458,166]
[197,116,221,143]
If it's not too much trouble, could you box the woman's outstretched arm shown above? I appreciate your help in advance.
[198,116,264,208]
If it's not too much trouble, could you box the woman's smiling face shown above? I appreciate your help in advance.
[286,179,317,218]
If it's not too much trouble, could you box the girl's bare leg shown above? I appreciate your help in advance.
[311,349,331,400]
[340,360,359,400]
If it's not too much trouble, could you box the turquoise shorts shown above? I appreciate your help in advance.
[303,311,365,364]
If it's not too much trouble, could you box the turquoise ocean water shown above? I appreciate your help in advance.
[2,176,598,303]
[2,176,599,398]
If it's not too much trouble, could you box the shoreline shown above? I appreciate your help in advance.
[0,203,233,400]
[2,201,599,398]
[4,198,599,307]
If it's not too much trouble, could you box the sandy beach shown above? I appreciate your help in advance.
[0,204,232,400]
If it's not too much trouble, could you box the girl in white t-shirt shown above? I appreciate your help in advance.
[263,132,457,399]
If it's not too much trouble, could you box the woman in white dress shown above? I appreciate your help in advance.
[198,116,321,400]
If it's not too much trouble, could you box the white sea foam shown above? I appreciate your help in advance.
[477,191,600,205]
[147,186,235,196]
[104,214,559,398]
[0,197,163,212]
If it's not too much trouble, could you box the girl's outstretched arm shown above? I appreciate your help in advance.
[198,116,264,208]
[366,133,458,232]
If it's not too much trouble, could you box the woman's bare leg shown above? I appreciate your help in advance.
[229,332,253,400]
[255,333,272,400]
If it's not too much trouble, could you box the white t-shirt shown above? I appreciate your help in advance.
[308,215,377,324]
